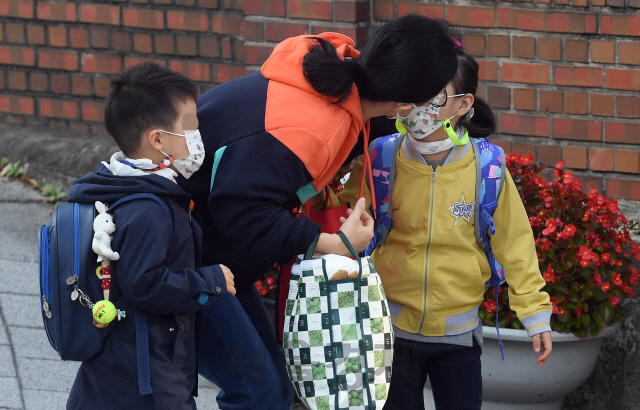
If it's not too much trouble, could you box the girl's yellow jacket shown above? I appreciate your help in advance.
[338,140,552,337]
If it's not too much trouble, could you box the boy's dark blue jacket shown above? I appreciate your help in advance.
[66,164,226,410]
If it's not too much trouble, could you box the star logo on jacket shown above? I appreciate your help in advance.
[448,194,474,227]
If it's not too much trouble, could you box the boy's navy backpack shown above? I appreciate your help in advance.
[38,193,172,394]
[364,133,508,358]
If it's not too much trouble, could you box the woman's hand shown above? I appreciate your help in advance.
[533,331,552,366]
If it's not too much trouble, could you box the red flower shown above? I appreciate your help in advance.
[266,277,274,285]
[611,296,620,306]
[593,272,602,286]
[561,224,577,239]
[612,273,623,286]
[483,299,497,314]
[543,266,556,283]
[258,287,267,296]
[601,282,611,292]
[575,306,582,317]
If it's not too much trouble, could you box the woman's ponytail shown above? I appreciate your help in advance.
[462,97,496,138]
[302,37,361,104]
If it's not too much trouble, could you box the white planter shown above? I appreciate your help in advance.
[424,324,619,410]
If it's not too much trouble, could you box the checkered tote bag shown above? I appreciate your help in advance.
[283,232,394,410]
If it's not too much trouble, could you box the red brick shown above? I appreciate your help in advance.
[478,60,498,81]
[497,7,545,31]
[591,40,615,64]
[373,0,394,20]
[91,29,110,49]
[289,0,332,21]
[601,15,640,37]
[491,139,512,153]
[69,28,88,49]
[81,54,122,74]
[82,102,105,122]
[501,62,550,84]
[221,38,232,59]
[580,176,604,195]
[539,90,563,113]
[618,42,640,66]
[512,142,537,160]
[606,179,640,201]
[605,121,640,145]
[565,40,588,63]
[538,38,561,61]
[501,113,550,137]
[80,4,120,25]
[168,11,209,31]
[462,34,485,57]
[608,0,625,6]
[27,25,45,45]
[488,35,510,57]
[0,95,33,114]
[513,88,536,110]
[547,12,597,33]
[564,146,588,169]
[169,61,211,82]
[573,0,588,5]
[266,22,307,42]
[38,50,77,71]
[212,14,244,35]
[447,5,495,28]
[554,66,603,88]
[177,36,197,56]
[200,37,220,58]
[591,0,606,4]
[51,74,69,94]
[243,21,264,41]
[95,77,111,97]
[8,71,26,90]
[132,34,151,54]
[630,0,640,7]
[590,93,614,116]
[310,25,369,47]
[213,64,246,83]
[539,145,562,166]
[200,0,219,8]
[123,8,164,29]
[564,91,588,115]
[0,46,34,66]
[245,44,275,65]
[234,40,245,61]
[589,148,614,171]
[0,1,34,18]
[38,98,78,119]
[244,0,286,16]
[397,2,444,19]
[30,72,47,92]
[487,85,510,109]
[48,26,66,47]
[37,2,76,22]
[606,68,640,92]
[616,96,640,119]
[124,57,166,68]
[334,1,369,22]
[113,32,130,52]
[155,34,174,54]
[553,118,602,141]
[615,150,640,174]
[513,36,535,59]
[6,23,24,43]
[71,76,91,96]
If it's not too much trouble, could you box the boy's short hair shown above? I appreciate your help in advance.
[105,63,200,157]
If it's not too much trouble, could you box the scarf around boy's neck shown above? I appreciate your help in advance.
[102,152,178,183]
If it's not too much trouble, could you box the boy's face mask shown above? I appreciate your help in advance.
[158,129,206,179]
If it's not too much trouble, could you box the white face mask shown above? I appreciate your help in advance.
[158,129,205,179]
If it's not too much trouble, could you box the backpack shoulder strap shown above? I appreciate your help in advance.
[109,193,174,244]
[364,133,404,256]
[471,137,505,246]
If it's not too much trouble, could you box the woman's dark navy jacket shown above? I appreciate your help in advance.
[66,164,227,410]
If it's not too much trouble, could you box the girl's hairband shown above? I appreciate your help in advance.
[451,37,463,49]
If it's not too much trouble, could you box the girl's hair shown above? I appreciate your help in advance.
[302,15,459,105]
[449,38,497,138]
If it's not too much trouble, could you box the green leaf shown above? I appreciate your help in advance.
[581,314,591,329]
[579,287,593,301]
[600,304,614,322]
[554,282,570,295]
[592,287,608,301]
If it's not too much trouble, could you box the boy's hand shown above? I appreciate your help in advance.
[219,264,236,296]
[533,331,552,366]
[338,198,374,253]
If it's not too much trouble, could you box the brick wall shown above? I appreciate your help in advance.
[0,0,639,200]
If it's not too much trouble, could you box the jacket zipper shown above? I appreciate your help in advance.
[418,169,437,334]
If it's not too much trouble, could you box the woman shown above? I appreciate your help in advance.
[178,15,460,409]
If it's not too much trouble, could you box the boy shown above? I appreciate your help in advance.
[66,63,235,410]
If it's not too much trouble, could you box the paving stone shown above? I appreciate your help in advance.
[0,260,40,295]
[0,345,16,377]
[0,180,45,203]
[0,376,23,408]
[16,357,79,392]
[0,294,43,328]
[23,389,70,410]
[0,315,8,345]
[9,327,59,361]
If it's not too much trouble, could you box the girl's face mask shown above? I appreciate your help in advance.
[392,91,465,140]
[158,129,206,179]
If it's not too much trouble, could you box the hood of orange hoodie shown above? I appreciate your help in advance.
[261,33,365,193]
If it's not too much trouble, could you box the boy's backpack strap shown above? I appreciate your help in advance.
[471,137,507,360]
[364,133,404,256]
[109,193,172,395]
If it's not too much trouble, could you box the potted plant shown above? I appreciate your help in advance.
[425,155,640,410]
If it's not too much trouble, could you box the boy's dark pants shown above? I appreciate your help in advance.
[197,285,293,410]
[384,337,482,410]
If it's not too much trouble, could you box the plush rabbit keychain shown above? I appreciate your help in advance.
[92,201,119,302]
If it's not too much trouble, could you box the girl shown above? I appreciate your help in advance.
[337,34,553,410]
[181,15,462,410]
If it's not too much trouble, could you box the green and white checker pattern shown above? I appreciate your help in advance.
[283,257,394,410]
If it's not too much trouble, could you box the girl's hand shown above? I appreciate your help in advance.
[533,331,552,366]
[338,198,374,253]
